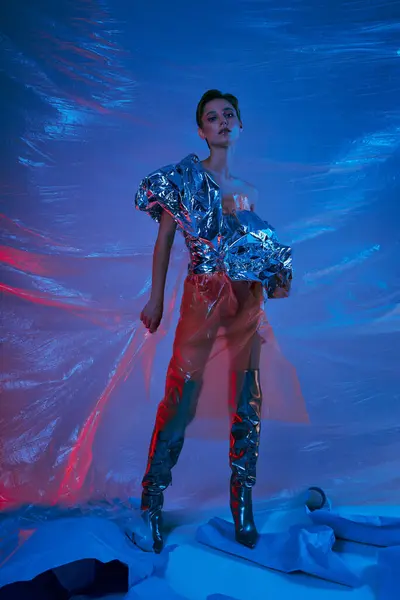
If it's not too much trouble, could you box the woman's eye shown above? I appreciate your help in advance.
[208,117,217,122]
[225,113,234,118]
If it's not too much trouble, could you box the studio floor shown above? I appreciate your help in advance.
[1,497,397,599]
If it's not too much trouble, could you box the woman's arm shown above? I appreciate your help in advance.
[140,210,177,333]
[150,210,177,304]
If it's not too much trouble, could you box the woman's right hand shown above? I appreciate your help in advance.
[140,299,163,333]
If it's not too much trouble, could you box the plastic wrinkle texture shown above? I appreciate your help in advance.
[197,492,400,590]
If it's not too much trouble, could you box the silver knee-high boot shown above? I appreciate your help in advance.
[229,369,262,549]
[141,375,202,552]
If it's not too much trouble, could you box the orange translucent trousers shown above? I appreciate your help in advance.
[155,272,309,433]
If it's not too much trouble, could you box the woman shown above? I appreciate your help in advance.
[135,89,292,553]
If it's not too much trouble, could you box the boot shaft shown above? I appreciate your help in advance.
[229,369,262,487]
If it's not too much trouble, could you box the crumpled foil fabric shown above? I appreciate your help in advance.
[135,153,292,297]
[223,210,293,297]
[135,155,224,275]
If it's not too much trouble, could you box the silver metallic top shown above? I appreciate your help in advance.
[135,154,292,297]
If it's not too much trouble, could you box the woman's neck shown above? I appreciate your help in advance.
[202,146,235,179]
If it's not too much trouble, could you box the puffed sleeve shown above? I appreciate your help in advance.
[135,163,183,224]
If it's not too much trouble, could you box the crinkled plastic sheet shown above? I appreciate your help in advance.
[1,0,400,519]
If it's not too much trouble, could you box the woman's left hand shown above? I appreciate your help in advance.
[272,286,289,299]
[271,273,291,299]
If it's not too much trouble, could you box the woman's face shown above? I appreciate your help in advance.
[198,98,242,147]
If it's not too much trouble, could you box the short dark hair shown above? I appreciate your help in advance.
[196,89,241,127]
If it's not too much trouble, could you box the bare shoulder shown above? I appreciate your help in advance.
[235,177,259,209]
[245,180,259,203]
